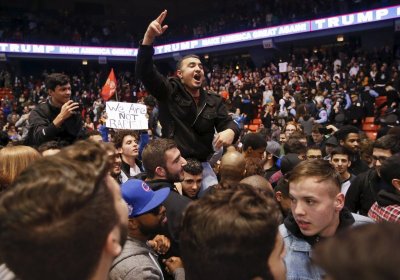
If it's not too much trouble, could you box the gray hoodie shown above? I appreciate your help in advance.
[109,237,184,280]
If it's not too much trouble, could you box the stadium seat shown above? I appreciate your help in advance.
[375,96,387,108]
[365,131,377,141]
[363,117,375,124]
[248,124,259,132]
[362,123,379,132]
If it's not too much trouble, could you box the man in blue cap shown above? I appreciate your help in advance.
[109,179,184,280]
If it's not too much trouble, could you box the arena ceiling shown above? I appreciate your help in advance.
[3,0,222,27]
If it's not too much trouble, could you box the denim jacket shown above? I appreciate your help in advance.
[279,211,373,280]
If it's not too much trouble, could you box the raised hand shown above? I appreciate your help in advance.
[143,10,169,45]
[53,100,80,127]
[213,128,235,150]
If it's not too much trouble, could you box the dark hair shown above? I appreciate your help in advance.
[37,141,62,153]
[0,131,9,148]
[373,134,400,155]
[307,145,322,152]
[289,131,307,141]
[244,157,264,177]
[142,138,177,179]
[275,177,289,197]
[0,140,118,280]
[335,125,359,142]
[180,184,281,280]
[284,138,307,154]
[289,159,341,195]
[45,73,70,91]
[176,54,201,70]
[242,133,267,151]
[144,95,157,107]
[380,155,400,186]
[113,130,139,149]
[313,223,400,280]
[311,124,323,133]
[86,130,101,137]
[183,158,203,175]
[330,146,351,159]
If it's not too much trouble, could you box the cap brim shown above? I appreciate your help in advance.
[134,187,170,216]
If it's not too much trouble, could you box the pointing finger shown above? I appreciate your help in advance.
[156,10,167,24]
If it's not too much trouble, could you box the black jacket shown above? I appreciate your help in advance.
[284,208,356,246]
[146,179,192,256]
[25,100,83,147]
[348,153,369,176]
[136,45,240,161]
[345,168,380,216]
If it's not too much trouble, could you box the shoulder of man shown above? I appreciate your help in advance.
[30,101,50,114]
[351,212,374,226]
[279,223,291,238]
[110,238,157,274]
[279,224,312,251]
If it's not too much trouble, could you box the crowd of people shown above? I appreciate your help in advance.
[0,0,396,47]
[1,8,400,280]
[1,41,399,145]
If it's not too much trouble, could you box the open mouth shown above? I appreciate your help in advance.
[193,73,201,82]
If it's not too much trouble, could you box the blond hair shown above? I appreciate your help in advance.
[0,145,41,191]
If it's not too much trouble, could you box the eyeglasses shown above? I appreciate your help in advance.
[372,155,389,163]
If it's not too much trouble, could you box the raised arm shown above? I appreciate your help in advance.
[142,10,169,46]
[136,10,172,101]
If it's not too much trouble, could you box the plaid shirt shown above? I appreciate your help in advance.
[368,202,400,223]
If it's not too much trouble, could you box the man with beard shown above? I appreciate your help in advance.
[176,158,203,200]
[346,134,400,216]
[141,138,190,254]
[368,155,400,223]
[280,160,372,280]
[109,179,184,280]
[136,10,240,194]
[335,125,369,175]
[0,140,128,280]
[107,145,123,185]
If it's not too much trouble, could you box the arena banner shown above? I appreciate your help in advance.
[0,5,399,58]
[105,102,148,130]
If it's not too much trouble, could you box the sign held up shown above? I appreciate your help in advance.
[106,102,148,130]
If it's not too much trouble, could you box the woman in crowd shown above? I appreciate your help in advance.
[0,145,41,193]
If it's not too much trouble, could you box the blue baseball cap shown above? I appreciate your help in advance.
[121,179,170,218]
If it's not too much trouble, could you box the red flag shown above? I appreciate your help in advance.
[101,69,117,101]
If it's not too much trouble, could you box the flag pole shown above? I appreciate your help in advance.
[113,68,119,102]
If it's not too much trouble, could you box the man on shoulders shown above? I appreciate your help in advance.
[25,73,83,147]
[136,10,240,193]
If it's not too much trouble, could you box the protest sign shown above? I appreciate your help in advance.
[105,101,148,130]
